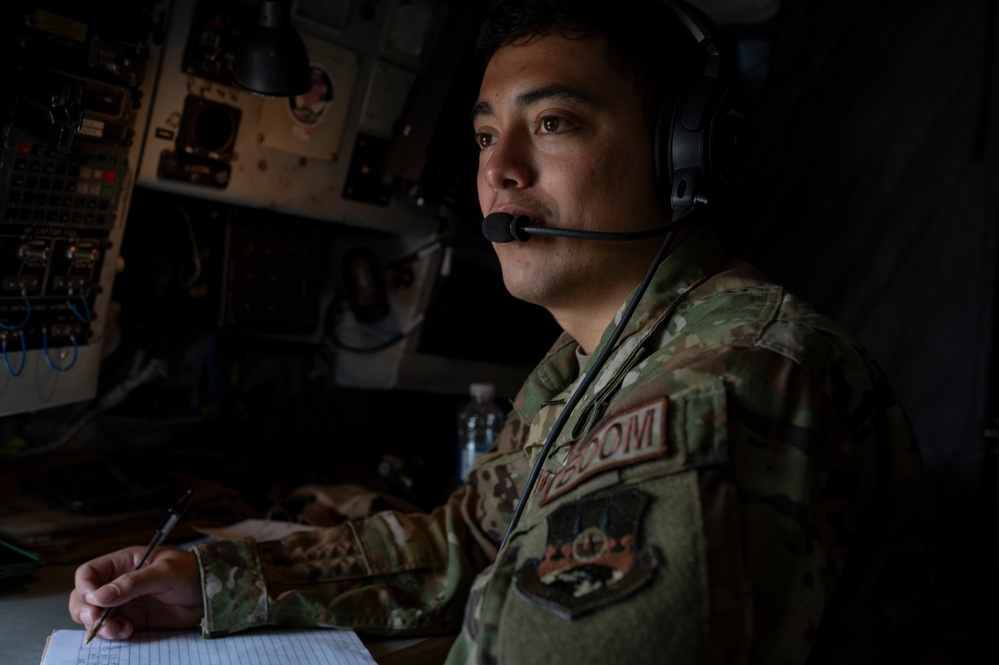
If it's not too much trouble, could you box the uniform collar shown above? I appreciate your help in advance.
[520,225,728,412]
[592,224,730,355]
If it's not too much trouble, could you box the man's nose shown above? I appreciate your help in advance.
[482,130,533,191]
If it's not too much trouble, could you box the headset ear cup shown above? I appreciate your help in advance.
[662,73,747,216]
[653,84,705,217]
[669,78,710,214]
[653,95,677,210]
[654,1,748,216]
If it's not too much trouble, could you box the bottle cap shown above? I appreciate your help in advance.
[469,382,495,399]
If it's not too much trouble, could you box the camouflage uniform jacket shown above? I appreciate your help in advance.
[191,227,937,664]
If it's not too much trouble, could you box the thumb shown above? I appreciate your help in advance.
[87,564,163,607]
[87,578,127,607]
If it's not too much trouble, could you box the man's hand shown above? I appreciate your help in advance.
[69,546,204,640]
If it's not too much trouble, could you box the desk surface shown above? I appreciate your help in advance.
[0,564,79,665]
[0,564,454,665]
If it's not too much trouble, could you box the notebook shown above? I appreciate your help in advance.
[39,628,377,665]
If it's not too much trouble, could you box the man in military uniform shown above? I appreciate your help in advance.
[70,1,938,662]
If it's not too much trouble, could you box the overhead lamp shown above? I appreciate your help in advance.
[233,0,313,97]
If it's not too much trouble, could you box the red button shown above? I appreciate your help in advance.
[16,141,32,156]
[103,170,116,183]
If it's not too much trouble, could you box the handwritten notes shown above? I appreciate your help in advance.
[41,628,377,665]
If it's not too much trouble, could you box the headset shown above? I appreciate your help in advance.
[494,0,747,549]
[657,0,747,217]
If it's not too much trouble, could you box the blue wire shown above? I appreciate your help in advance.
[42,330,78,372]
[0,291,31,330]
[2,332,26,377]
[66,291,92,324]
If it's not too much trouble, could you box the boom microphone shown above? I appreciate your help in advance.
[481,212,682,244]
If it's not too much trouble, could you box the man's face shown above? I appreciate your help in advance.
[473,33,669,318]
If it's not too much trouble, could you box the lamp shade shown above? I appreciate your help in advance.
[234,1,312,97]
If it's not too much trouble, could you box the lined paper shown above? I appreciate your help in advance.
[40,628,377,665]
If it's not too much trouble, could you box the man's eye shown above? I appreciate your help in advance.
[540,115,571,133]
[474,132,495,151]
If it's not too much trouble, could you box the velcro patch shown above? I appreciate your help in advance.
[514,488,660,619]
[537,398,668,505]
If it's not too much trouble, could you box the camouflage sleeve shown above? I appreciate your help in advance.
[703,345,857,663]
[191,505,471,637]
[193,537,269,636]
[715,328,937,662]
[190,411,533,639]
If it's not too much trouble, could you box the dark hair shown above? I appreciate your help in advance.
[475,0,707,128]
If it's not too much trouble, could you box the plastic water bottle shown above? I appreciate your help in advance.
[456,382,505,484]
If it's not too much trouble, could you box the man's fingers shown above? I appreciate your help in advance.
[97,615,134,641]
[74,546,145,596]
[78,608,134,641]
[86,581,123,606]
[89,560,177,608]
[69,547,203,634]
[89,571,143,608]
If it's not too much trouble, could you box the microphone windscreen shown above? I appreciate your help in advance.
[482,212,516,243]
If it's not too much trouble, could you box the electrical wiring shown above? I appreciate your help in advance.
[327,312,426,354]
[0,290,31,330]
[167,201,203,289]
[1,331,26,377]
[66,290,93,324]
[13,356,167,457]
[42,330,78,372]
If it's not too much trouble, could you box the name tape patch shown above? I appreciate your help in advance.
[538,397,668,505]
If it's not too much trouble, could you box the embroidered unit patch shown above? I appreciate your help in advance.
[514,488,660,619]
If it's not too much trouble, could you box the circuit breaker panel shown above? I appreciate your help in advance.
[0,1,161,416]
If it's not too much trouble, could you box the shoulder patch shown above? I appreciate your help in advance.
[514,488,660,619]
[538,397,668,505]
